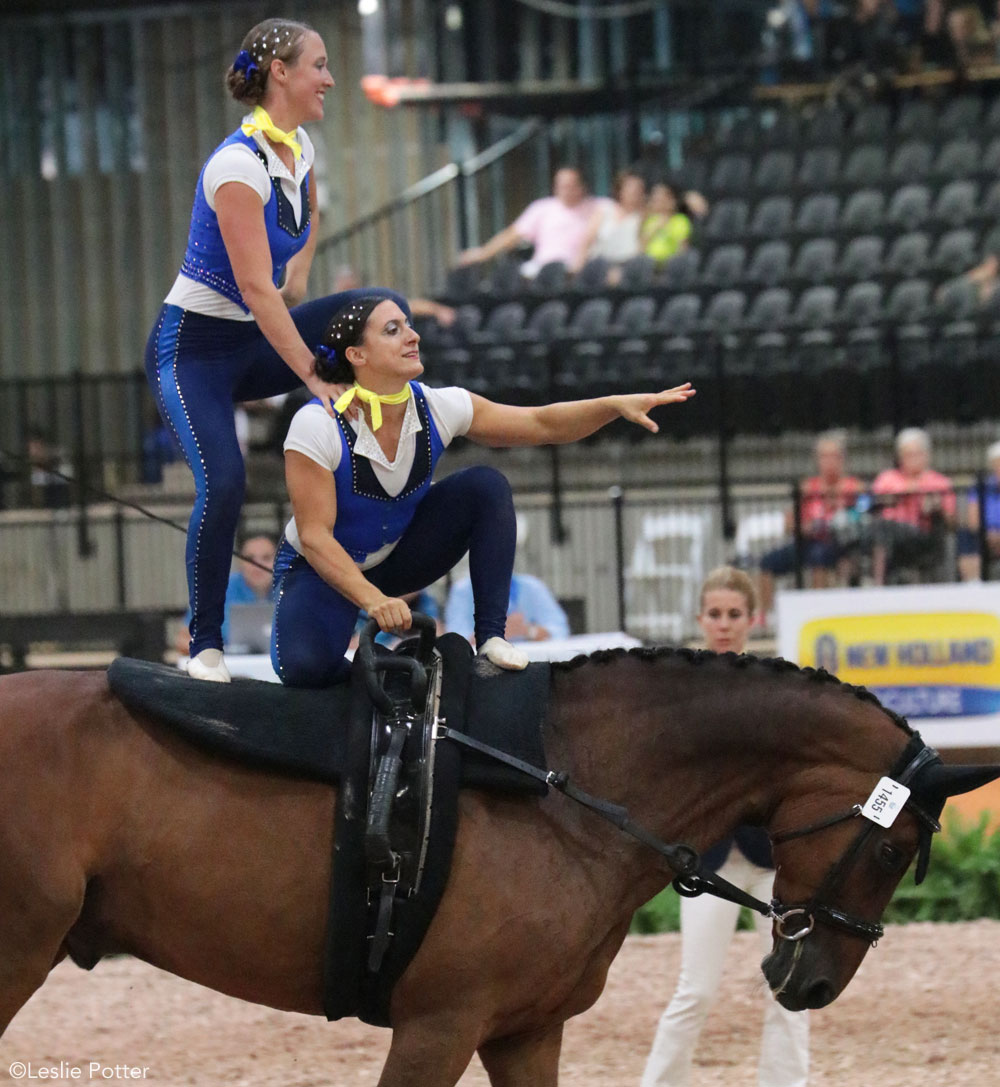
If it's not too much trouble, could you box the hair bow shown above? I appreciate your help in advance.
[314,344,336,362]
[233,49,259,78]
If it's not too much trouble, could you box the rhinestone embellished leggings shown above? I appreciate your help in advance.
[271,466,517,688]
[144,289,409,656]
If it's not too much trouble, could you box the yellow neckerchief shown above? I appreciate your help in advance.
[241,105,302,160]
[334,382,411,432]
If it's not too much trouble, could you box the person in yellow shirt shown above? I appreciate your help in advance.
[641,181,692,265]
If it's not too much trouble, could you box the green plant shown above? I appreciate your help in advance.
[884,811,1000,924]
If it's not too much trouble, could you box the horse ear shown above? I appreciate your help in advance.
[918,763,1000,801]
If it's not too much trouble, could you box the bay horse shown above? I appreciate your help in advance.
[0,646,995,1086]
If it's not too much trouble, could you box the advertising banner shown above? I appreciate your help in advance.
[777,584,1000,748]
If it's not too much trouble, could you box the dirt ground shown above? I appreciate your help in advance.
[0,920,997,1086]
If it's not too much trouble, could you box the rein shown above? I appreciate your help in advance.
[439,726,942,948]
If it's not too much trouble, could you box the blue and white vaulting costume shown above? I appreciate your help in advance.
[272,382,516,687]
[144,120,408,657]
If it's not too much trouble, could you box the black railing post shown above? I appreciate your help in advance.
[792,479,804,590]
[978,472,991,582]
[715,334,735,540]
[73,369,94,558]
[609,485,626,632]
[114,506,127,608]
[456,166,470,252]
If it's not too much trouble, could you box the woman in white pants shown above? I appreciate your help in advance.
[641,566,809,1087]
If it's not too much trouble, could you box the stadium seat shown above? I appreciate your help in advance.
[746,239,792,285]
[933,276,979,321]
[483,255,525,298]
[930,228,977,277]
[567,297,613,338]
[888,140,933,183]
[932,138,979,183]
[884,184,931,231]
[753,149,796,192]
[656,293,703,336]
[841,144,888,188]
[884,232,930,279]
[748,195,794,238]
[895,99,937,140]
[836,235,884,282]
[472,301,526,343]
[444,263,481,301]
[612,295,658,335]
[792,284,838,328]
[454,303,484,338]
[884,278,932,323]
[802,103,845,145]
[701,289,748,334]
[708,153,753,195]
[703,198,750,240]
[793,192,840,235]
[840,188,885,234]
[931,180,979,228]
[981,179,1000,222]
[937,96,982,136]
[700,243,748,287]
[790,237,838,283]
[524,299,570,340]
[797,147,841,190]
[985,95,1000,132]
[531,260,569,294]
[758,109,802,147]
[574,257,611,292]
[982,135,1000,178]
[617,254,656,290]
[660,248,702,289]
[674,158,708,194]
[849,102,892,143]
[838,280,884,326]
[744,286,792,329]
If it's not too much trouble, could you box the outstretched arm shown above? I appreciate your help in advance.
[464,384,695,448]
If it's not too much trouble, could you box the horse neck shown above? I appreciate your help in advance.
[547,652,906,868]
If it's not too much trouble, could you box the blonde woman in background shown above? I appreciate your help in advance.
[641,566,809,1087]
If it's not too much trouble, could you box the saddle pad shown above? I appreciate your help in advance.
[107,658,351,783]
[107,646,551,796]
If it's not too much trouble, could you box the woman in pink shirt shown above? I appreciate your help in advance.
[870,427,956,584]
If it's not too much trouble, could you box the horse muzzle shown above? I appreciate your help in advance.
[762,941,838,1011]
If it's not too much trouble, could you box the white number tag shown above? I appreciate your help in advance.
[861,777,911,828]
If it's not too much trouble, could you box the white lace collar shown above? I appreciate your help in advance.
[351,391,422,470]
[243,121,309,187]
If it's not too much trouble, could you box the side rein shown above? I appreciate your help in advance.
[442,726,945,948]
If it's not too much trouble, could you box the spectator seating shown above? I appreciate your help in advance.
[428,91,1000,438]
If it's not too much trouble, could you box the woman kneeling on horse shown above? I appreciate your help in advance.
[271,295,694,687]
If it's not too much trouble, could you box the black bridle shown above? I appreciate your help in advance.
[441,725,942,949]
[760,733,943,947]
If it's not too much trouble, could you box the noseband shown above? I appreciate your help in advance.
[764,734,942,946]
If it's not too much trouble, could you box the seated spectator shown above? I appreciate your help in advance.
[757,431,863,621]
[946,0,995,67]
[445,572,570,645]
[839,0,904,72]
[871,428,957,584]
[578,169,647,283]
[641,182,692,266]
[761,0,816,82]
[958,440,1000,581]
[175,533,277,656]
[456,166,612,278]
[26,427,71,509]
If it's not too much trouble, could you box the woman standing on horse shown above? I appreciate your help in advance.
[272,295,694,687]
[145,18,408,683]
[641,565,809,1087]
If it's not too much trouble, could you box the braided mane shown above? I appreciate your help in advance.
[552,645,913,735]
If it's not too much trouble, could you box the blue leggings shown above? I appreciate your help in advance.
[144,289,409,656]
[271,466,516,688]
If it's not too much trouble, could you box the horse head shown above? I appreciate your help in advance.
[762,753,1000,1011]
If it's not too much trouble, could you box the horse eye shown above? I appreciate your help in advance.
[878,841,904,871]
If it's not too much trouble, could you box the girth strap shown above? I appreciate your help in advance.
[438,725,775,919]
